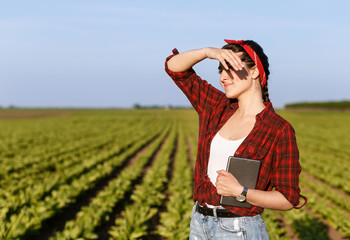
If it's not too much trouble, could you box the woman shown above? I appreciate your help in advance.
[165,39,306,239]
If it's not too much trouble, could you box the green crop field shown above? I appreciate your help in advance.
[0,108,349,240]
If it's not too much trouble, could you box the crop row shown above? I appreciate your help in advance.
[267,170,350,239]
[108,125,177,239]
[300,153,350,194]
[0,125,160,226]
[157,124,194,240]
[299,187,350,237]
[282,111,350,194]
[0,111,157,174]
[299,173,350,213]
[1,109,349,239]
[0,124,164,239]
[50,126,170,239]
[279,110,350,238]
[281,207,329,239]
[0,120,152,196]
[0,116,152,178]
[262,209,290,240]
[0,114,113,160]
[0,131,116,177]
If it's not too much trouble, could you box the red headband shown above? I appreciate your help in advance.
[224,39,266,88]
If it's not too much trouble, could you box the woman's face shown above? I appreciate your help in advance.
[219,66,252,99]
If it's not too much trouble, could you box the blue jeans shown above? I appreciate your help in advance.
[189,203,269,240]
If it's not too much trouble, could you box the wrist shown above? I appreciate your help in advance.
[192,48,210,63]
[236,186,248,203]
[202,47,211,58]
[233,186,244,197]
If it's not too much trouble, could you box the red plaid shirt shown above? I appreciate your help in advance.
[165,49,304,216]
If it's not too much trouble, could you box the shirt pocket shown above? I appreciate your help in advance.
[244,133,274,160]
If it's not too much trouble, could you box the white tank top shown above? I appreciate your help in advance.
[206,132,245,208]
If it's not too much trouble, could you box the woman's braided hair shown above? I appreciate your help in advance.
[219,40,271,102]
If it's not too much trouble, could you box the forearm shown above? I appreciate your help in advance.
[167,48,208,72]
[216,170,294,211]
[246,189,293,211]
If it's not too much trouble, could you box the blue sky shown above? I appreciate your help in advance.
[1,0,349,108]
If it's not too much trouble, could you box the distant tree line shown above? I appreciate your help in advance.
[285,100,350,109]
[133,103,192,109]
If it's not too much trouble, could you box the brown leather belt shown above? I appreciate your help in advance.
[196,203,241,218]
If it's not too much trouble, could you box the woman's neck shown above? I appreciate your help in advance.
[236,92,265,117]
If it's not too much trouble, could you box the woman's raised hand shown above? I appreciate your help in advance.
[204,47,244,71]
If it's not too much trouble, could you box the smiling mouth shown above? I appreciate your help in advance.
[224,83,233,87]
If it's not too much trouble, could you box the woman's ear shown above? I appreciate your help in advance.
[250,66,260,80]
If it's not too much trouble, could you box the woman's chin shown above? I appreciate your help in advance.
[225,92,237,99]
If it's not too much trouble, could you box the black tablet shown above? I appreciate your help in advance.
[219,156,261,208]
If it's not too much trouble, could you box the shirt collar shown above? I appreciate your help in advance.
[257,102,275,124]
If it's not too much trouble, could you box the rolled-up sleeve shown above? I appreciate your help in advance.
[165,48,224,114]
[165,49,196,82]
[271,124,301,207]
